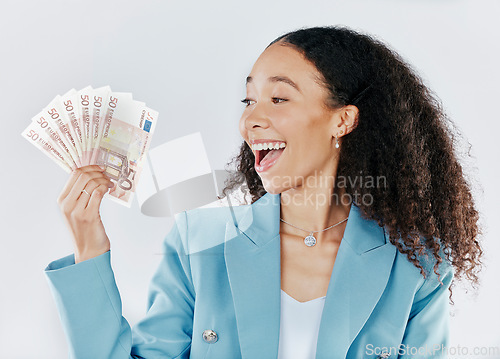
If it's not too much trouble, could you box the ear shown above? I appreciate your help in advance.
[333,105,359,137]
[344,105,359,132]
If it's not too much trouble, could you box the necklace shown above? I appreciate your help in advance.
[279,216,348,247]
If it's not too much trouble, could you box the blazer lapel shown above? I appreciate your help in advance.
[314,204,397,358]
[223,192,397,359]
[224,192,282,358]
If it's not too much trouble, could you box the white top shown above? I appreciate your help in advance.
[278,289,326,359]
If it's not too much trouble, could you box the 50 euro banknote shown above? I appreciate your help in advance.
[22,87,159,208]
[94,99,158,207]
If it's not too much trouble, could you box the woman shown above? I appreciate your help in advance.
[45,26,483,359]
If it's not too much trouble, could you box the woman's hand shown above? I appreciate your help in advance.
[57,165,115,264]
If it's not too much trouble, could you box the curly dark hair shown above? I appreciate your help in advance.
[220,25,483,303]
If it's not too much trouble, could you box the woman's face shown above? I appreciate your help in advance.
[239,41,342,194]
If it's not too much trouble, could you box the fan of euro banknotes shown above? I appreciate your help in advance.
[21,86,159,207]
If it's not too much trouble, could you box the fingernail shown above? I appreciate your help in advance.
[98,165,105,170]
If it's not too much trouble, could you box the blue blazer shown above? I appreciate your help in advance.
[45,192,454,359]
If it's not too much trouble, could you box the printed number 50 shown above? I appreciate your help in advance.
[118,167,136,191]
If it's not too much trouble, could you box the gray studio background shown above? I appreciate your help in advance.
[1,1,499,358]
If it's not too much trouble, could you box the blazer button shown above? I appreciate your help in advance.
[202,329,218,344]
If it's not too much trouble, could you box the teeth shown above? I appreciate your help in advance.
[252,142,286,151]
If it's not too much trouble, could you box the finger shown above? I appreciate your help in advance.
[86,183,109,212]
[58,165,106,203]
[58,170,82,204]
[66,171,112,205]
[74,178,113,211]
[73,188,93,213]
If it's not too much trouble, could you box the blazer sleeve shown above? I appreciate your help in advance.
[398,258,454,359]
[44,211,195,359]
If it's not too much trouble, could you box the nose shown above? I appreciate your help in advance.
[242,102,271,132]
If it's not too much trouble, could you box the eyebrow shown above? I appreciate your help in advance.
[246,75,301,93]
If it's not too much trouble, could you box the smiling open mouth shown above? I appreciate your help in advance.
[251,141,286,172]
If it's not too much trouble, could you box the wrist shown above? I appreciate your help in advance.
[75,245,110,264]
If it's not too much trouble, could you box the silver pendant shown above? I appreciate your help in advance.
[304,234,316,247]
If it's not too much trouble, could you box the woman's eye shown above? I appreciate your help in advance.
[272,97,288,104]
[241,98,255,107]
[240,98,288,107]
